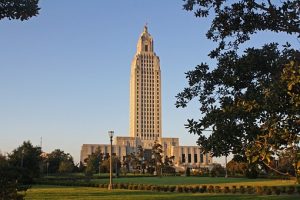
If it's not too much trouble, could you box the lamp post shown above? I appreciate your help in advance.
[108,130,114,190]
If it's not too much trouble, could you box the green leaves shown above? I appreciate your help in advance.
[0,0,40,21]
[183,0,300,57]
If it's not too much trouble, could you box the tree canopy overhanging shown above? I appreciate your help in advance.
[183,0,300,58]
[177,0,300,178]
[0,0,40,21]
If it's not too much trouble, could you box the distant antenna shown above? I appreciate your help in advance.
[40,136,43,150]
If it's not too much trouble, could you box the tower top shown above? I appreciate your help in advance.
[137,24,153,53]
[143,23,148,33]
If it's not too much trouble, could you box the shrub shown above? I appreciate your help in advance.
[297,186,300,194]
[163,185,169,192]
[183,186,189,193]
[224,186,230,193]
[145,185,151,190]
[208,185,214,193]
[151,185,157,191]
[247,186,254,194]
[231,186,237,194]
[201,185,207,193]
[272,186,281,195]
[263,186,268,194]
[239,186,245,194]
[169,186,176,192]
[185,167,191,177]
[215,186,221,193]
[245,166,258,179]
[155,185,161,192]
[194,185,200,193]
[281,186,286,193]
[266,188,272,195]
[287,186,295,194]
[138,184,144,190]
[176,185,183,193]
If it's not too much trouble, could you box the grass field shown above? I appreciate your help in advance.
[87,176,295,187]
[25,185,299,200]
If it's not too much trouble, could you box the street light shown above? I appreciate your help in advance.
[108,130,114,190]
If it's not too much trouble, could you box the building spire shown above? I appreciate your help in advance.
[143,23,148,33]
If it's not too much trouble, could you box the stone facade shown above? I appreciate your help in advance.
[80,26,212,168]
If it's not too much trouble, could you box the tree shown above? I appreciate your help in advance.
[46,149,74,174]
[0,0,40,21]
[226,159,247,176]
[210,163,226,177]
[183,0,300,58]
[8,141,42,178]
[84,148,103,176]
[58,160,74,174]
[163,155,175,174]
[151,140,163,176]
[177,0,300,179]
[1,151,31,200]
[136,145,146,173]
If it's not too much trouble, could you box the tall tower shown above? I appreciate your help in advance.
[129,25,162,148]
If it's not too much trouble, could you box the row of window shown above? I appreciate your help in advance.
[136,70,159,75]
[182,154,204,163]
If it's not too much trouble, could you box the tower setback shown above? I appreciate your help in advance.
[130,25,162,146]
[80,26,212,169]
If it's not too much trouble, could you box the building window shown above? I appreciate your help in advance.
[182,154,186,163]
[200,154,204,163]
[188,154,191,163]
[194,154,198,163]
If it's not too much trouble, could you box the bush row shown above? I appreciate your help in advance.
[35,180,300,195]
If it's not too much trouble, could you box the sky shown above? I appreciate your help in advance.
[0,0,299,164]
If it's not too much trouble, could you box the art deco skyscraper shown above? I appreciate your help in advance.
[129,25,162,146]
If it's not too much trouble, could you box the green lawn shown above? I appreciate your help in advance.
[88,176,295,187]
[25,185,299,200]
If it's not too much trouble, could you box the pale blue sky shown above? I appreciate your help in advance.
[0,0,298,163]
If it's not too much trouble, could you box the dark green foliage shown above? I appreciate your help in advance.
[176,185,183,193]
[8,141,42,179]
[169,185,176,192]
[224,186,230,193]
[215,186,221,193]
[46,149,74,174]
[266,187,272,195]
[0,0,40,21]
[183,185,189,193]
[151,140,163,176]
[185,167,191,176]
[296,186,300,194]
[210,163,225,177]
[183,0,300,57]
[246,186,254,194]
[239,186,245,194]
[256,186,264,195]
[208,185,214,193]
[245,165,258,179]
[178,0,300,177]
[201,185,207,193]
[0,157,31,200]
[231,186,237,193]
[272,186,281,195]
[287,186,295,194]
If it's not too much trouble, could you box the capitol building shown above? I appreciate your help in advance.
[80,26,212,168]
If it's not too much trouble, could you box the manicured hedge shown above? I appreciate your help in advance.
[34,180,300,195]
